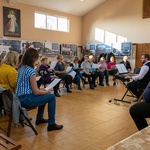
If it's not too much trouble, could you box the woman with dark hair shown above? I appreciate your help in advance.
[16,48,63,132]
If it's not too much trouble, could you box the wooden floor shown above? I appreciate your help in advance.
[0,79,143,150]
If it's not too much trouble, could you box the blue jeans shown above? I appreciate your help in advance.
[76,72,83,85]
[99,70,109,84]
[18,93,56,124]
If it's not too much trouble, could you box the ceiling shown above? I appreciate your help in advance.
[9,0,106,16]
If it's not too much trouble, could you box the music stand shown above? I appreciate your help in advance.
[114,64,133,104]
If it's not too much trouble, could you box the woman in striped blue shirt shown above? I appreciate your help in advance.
[16,48,63,131]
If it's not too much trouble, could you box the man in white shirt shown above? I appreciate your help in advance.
[126,54,150,102]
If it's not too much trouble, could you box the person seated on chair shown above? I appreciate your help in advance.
[130,82,150,131]
[15,48,63,132]
[88,55,98,87]
[125,54,150,102]
[0,51,18,93]
[38,57,61,97]
[81,55,96,89]
[107,56,117,75]
[107,56,117,85]
[98,57,110,86]
[70,57,88,90]
[54,54,72,93]
[120,56,131,72]
[0,51,18,115]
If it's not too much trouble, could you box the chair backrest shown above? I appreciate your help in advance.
[134,67,141,74]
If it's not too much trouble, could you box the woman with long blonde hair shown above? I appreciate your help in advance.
[0,51,18,92]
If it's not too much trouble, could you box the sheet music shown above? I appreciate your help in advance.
[66,66,72,73]
[34,66,37,70]
[68,70,76,78]
[45,78,61,90]
[36,76,41,81]
[92,63,100,69]
[116,64,128,74]
[50,61,57,69]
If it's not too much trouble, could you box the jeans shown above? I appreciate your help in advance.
[18,93,56,124]
[130,102,150,130]
[99,70,109,84]
[76,72,83,85]
[127,81,147,98]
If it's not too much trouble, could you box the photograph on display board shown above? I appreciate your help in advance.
[21,41,44,55]
[112,42,132,57]
[0,39,21,55]
[44,42,60,56]
[70,44,77,56]
[61,44,77,57]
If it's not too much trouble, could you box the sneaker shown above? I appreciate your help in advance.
[133,98,138,102]
[47,123,63,131]
[36,119,48,125]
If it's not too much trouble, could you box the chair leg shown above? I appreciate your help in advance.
[7,114,12,137]
[137,92,144,103]
[20,110,38,135]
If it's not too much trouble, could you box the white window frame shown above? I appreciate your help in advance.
[34,12,69,32]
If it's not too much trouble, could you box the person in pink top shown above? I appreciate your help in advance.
[107,56,117,86]
[107,56,116,70]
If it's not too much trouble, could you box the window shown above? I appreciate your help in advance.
[105,31,116,46]
[35,13,46,29]
[34,12,69,32]
[58,17,68,32]
[47,15,57,30]
[95,28,104,43]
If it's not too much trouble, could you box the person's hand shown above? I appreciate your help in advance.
[128,69,131,72]
[48,68,52,72]
[40,88,46,91]
[125,76,132,79]
[47,89,52,93]
[54,75,58,78]
[63,70,67,73]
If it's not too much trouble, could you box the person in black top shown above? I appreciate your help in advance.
[120,56,131,72]
[54,54,72,93]
[130,82,150,131]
